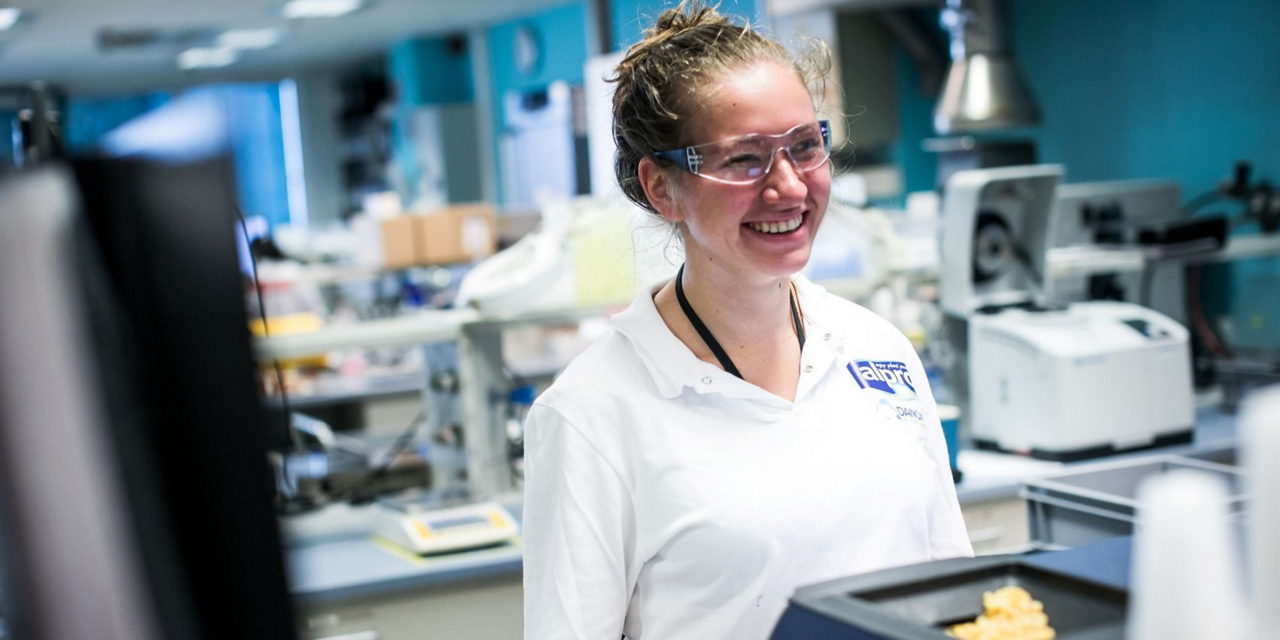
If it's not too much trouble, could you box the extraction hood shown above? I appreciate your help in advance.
[934,0,1040,134]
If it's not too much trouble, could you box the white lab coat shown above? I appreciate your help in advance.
[522,276,972,640]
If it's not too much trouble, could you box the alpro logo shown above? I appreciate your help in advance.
[848,360,916,397]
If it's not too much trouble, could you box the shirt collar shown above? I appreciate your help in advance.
[792,274,848,345]
[610,275,845,403]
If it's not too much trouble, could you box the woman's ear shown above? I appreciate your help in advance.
[639,157,683,224]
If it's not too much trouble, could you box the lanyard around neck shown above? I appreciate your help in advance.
[673,263,806,380]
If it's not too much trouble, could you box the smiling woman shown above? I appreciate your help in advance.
[520,3,973,639]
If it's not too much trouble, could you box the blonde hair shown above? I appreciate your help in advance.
[610,1,833,215]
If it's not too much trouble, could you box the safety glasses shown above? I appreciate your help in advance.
[653,120,831,185]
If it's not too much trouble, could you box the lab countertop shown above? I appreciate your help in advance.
[285,498,525,605]
[283,406,1238,605]
[954,404,1237,504]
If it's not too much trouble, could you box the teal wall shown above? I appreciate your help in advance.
[1009,0,1280,197]
[487,1,589,204]
[891,0,1280,202]
[890,0,1280,348]
[1009,0,1279,349]
[388,37,474,106]
[891,43,939,198]
[489,2,589,106]
[388,35,474,205]
[610,0,675,51]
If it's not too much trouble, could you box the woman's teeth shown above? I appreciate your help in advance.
[747,214,803,234]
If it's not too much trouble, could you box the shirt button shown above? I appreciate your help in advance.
[823,333,832,341]
[702,376,713,385]
[803,365,814,373]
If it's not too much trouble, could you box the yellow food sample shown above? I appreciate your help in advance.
[946,586,1056,640]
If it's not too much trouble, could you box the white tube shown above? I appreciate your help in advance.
[1128,469,1245,640]
[1242,385,1280,639]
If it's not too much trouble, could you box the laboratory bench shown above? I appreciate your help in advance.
[286,498,526,639]
[283,405,1240,639]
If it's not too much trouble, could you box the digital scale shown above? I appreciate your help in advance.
[374,500,520,555]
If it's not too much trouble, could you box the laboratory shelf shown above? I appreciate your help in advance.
[265,371,426,409]
[253,301,623,361]
[251,273,911,362]
[255,309,478,360]
[1044,232,1280,279]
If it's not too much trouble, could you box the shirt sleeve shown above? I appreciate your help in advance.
[523,403,637,640]
[906,350,975,561]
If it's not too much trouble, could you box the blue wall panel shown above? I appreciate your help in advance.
[487,1,589,204]
[1007,0,1280,348]
[387,36,475,206]
[67,84,292,229]
[889,0,1280,347]
[1008,0,1280,197]
[388,37,474,106]
[489,2,589,97]
[64,93,171,153]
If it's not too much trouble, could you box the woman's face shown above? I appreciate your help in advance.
[667,62,831,283]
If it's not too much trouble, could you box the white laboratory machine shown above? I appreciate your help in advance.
[941,165,1195,460]
[375,500,519,555]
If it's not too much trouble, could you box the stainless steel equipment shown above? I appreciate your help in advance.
[935,0,1040,134]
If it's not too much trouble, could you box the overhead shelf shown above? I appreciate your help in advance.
[1046,233,1280,278]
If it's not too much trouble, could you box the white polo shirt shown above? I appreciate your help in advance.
[522,276,972,640]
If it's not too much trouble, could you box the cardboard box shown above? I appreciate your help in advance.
[413,203,496,266]
[379,215,418,270]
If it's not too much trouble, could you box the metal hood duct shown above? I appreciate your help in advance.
[934,0,1040,134]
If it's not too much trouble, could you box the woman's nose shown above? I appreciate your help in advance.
[762,150,807,203]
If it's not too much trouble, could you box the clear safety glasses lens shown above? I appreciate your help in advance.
[655,121,832,185]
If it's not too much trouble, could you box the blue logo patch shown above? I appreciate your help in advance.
[848,360,916,397]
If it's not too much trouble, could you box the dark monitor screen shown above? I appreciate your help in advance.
[70,153,299,640]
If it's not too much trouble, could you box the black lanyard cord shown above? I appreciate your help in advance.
[673,264,806,380]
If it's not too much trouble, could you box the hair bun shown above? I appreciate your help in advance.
[648,2,727,40]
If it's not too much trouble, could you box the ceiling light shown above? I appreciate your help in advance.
[177,47,238,70]
[281,0,364,19]
[217,28,281,50]
[0,8,22,31]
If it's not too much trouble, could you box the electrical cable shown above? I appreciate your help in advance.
[1187,265,1233,360]
[1183,190,1227,216]
[236,211,303,453]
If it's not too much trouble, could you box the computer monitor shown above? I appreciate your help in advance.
[0,164,166,640]
[0,142,299,638]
